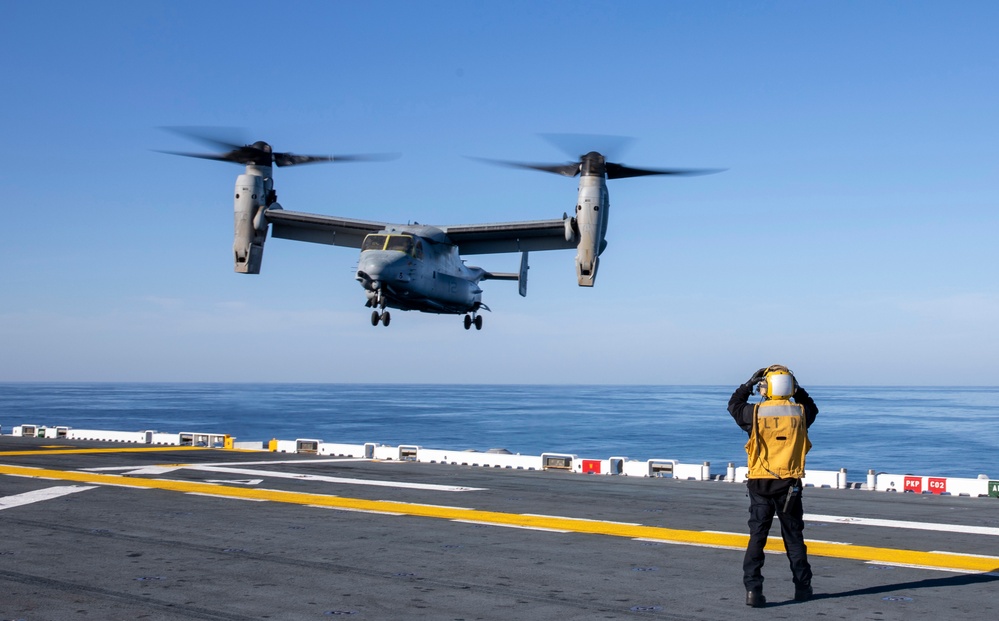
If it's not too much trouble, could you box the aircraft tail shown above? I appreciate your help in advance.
[482,251,529,297]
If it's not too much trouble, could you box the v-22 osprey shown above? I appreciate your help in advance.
[162,132,720,329]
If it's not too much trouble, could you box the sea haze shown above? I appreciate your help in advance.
[0,384,995,480]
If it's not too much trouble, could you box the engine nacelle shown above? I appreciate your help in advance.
[573,176,609,287]
[233,174,267,274]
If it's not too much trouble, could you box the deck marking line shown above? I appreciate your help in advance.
[185,492,267,502]
[806,513,999,536]
[188,465,485,491]
[0,447,209,457]
[0,485,97,510]
[633,536,744,552]
[452,519,571,533]
[192,458,376,466]
[1,463,997,574]
[308,505,406,516]
[87,458,376,471]
[865,560,999,576]
[523,513,643,526]
[87,463,484,491]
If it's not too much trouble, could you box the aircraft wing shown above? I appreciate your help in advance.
[265,209,389,249]
[265,210,576,255]
[440,219,576,255]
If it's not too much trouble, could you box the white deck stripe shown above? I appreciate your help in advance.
[188,465,485,492]
[806,513,999,536]
[85,458,375,472]
[0,485,97,510]
[87,463,485,491]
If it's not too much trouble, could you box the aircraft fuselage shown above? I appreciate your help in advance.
[356,225,486,315]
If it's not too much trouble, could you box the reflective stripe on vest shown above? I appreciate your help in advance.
[745,399,811,480]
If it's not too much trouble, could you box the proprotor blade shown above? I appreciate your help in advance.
[160,126,247,152]
[158,127,398,168]
[155,150,244,163]
[272,152,334,167]
[467,156,581,177]
[540,133,634,161]
[273,152,399,167]
[605,164,726,179]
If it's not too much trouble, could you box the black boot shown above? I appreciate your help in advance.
[746,590,766,607]
[794,584,813,602]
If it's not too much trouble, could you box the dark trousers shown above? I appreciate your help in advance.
[743,484,812,592]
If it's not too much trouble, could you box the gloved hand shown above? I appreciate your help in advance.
[744,367,767,390]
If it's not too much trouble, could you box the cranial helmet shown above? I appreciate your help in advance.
[759,365,795,399]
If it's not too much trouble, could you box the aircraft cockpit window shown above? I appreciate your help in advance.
[361,235,387,251]
[362,234,418,257]
[385,235,414,254]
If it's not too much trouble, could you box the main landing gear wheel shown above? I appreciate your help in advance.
[371,310,390,327]
[463,314,483,330]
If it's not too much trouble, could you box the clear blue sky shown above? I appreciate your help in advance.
[2,1,997,385]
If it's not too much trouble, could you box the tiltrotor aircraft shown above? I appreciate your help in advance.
[162,132,719,329]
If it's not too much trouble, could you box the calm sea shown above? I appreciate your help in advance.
[0,384,996,480]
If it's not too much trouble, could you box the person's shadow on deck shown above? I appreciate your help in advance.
[765,572,999,607]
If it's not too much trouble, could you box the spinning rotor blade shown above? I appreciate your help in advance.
[540,133,634,161]
[156,150,247,163]
[467,156,581,177]
[157,126,397,168]
[605,163,725,179]
[278,152,401,166]
[485,133,725,179]
[473,155,723,179]
[161,126,247,152]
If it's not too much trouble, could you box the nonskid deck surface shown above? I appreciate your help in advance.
[0,437,996,620]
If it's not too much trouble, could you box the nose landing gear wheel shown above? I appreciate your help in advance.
[463,315,472,330]
[371,310,391,327]
[371,311,380,326]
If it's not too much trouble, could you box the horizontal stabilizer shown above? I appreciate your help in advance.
[481,252,529,297]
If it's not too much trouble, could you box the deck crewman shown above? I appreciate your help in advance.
[728,365,818,608]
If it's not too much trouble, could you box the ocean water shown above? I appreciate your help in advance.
[0,383,996,480]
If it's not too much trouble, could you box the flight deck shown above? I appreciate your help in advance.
[1,435,997,620]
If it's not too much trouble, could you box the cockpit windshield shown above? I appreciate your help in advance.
[385,236,414,253]
[361,234,420,258]
[361,234,387,252]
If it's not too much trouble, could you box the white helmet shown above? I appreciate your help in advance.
[758,366,795,399]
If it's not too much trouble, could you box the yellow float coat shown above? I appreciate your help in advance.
[745,399,811,479]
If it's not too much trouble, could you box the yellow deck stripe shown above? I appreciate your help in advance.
[1,462,995,574]
[0,447,210,456]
